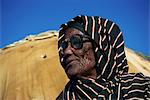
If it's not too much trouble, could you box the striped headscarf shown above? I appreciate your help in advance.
[57,15,150,99]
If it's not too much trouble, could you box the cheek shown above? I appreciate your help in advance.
[80,51,95,70]
[80,57,90,67]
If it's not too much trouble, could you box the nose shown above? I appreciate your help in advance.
[64,43,73,56]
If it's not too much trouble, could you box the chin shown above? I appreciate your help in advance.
[66,71,78,80]
[67,74,77,80]
[66,64,80,79]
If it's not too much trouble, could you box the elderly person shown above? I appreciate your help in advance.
[57,15,150,99]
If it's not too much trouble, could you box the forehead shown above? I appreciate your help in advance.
[64,28,84,38]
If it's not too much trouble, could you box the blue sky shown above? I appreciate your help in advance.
[1,0,150,55]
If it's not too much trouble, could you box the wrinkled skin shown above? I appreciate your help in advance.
[61,28,97,79]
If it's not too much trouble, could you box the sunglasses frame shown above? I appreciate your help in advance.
[60,34,91,52]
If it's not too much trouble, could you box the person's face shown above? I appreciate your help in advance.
[60,28,96,79]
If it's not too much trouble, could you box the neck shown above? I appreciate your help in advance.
[79,68,97,80]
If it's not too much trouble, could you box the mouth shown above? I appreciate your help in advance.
[64,59,77,71]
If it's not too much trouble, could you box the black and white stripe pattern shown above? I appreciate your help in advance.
[57,15,150,99]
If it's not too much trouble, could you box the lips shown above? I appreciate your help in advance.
[66,59,74,65]
[64,58,78,71]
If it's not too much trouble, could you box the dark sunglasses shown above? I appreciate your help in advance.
[60,34,91,52]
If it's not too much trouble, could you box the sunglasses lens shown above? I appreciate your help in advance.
[60,35,84,52]
[70,35,82,49]
[61,41,68,50]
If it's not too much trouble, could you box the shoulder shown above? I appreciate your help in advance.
[120,73,150,87]
[121,73,150,82]
[56,81,73,100]
[120,73,150,99]
[56,91,63,100]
